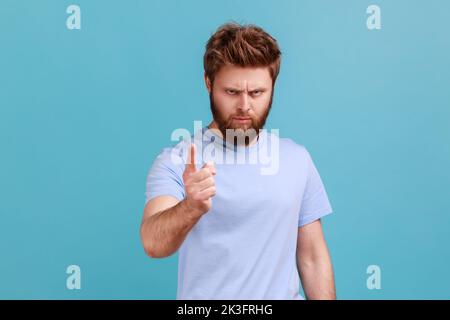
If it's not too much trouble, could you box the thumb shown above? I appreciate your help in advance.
[202,161,216,176]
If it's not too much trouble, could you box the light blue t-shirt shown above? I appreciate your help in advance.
[145,126,333,299]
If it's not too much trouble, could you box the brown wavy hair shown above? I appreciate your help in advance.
[203,22,282,85]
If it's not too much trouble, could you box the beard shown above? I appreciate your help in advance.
[209,89,273,147]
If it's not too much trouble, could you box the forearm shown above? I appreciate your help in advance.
[140,199,203,258]
[297,250,336,300]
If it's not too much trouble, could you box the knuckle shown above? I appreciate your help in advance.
[202,168,211,177]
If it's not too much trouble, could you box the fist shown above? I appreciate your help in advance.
[182,143,216,215]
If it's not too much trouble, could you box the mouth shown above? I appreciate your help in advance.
[233,117,251,124]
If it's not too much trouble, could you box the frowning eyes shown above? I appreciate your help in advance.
[224,89,264,97]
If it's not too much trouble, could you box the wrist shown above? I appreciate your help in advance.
[182,199,205,221]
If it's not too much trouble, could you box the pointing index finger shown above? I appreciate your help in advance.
[186,142,197,172]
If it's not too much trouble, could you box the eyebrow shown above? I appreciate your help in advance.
[224,87,268,92]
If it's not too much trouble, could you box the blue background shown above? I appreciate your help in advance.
[1,0,449,299]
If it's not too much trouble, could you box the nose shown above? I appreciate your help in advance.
[238,92,251,112]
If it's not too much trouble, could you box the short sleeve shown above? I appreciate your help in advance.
[298,148,333,227]
[144,146,186,206]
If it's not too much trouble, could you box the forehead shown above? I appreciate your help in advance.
[213,65,272,88]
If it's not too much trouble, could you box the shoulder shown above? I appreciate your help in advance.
[277,135,310,157]
[153,139,189,170]
[152,130,203,172]
[274,135,316,172]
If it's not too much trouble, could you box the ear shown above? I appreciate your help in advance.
[204,72,212,94]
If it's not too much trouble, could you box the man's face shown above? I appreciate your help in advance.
[206,65,274,145]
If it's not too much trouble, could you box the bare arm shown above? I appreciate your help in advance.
[140,143,216,258]
[140,196,204,258]
[296,219,336,299]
